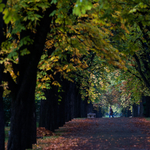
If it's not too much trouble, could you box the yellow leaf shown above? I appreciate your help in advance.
[63,64,68,70]
[66,69,71,72]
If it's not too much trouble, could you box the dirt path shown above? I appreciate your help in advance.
[35,118,150,150]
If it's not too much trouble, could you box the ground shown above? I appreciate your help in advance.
[32,117,150,150]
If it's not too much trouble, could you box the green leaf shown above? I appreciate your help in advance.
[49,10,56,17]
[51,0,57,4]
[20,48,30,56]
[0,3,5,12]
[8,51,18,59]
[73,0,93,16]
[3,9,11,24]
[73,7,82,17]
[129,8,137,14]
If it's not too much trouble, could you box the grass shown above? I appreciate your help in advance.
[145,117,150,121]
[74,117,86,119]
[5,126,10,149]
[5,127,10,142]
[36,122,39,128]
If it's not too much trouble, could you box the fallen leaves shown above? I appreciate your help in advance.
[37,127,55,137]
[132,118,150,136]
[32,118,150,150]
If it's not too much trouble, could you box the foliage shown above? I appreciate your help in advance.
[1,0,150,108]
[86,0,150,106]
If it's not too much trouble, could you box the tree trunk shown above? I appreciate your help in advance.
[93,106,102,118]
[58,96,65,127]
[58,78,68,126]
[39,100,47,127]
[39,82,59,132]
[142,96,150,117]
[7,68,37,150]
[7,4,56,149]
[39,72,65,131]
[45,88,56,132]
[0,0,7,149]
[80,97,88,117]
[0,65,4,150]
[76,93,81,118]
[63,81,71,121]
[87,101,93,113]
[132,104,139,117]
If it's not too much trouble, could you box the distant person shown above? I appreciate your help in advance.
[109,106,114,118]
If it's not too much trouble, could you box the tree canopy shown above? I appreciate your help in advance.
[0,0,150,105]
[0,0,150,149]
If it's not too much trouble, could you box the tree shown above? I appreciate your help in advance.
[0,0,6,149]
[1,0,150,149]
[90,0,150,104]
[72,0,150,110]
[1,0,94,149]
[0,0,57,149]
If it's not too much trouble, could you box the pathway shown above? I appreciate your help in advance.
[35,118,150,150]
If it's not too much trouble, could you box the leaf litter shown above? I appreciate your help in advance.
[33,118,150,150]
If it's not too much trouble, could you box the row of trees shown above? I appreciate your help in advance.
[0,0,150,150]
[39,79,91,132]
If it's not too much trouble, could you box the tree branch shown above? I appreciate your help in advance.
[126,69,142,81]
[133,53,150,90]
